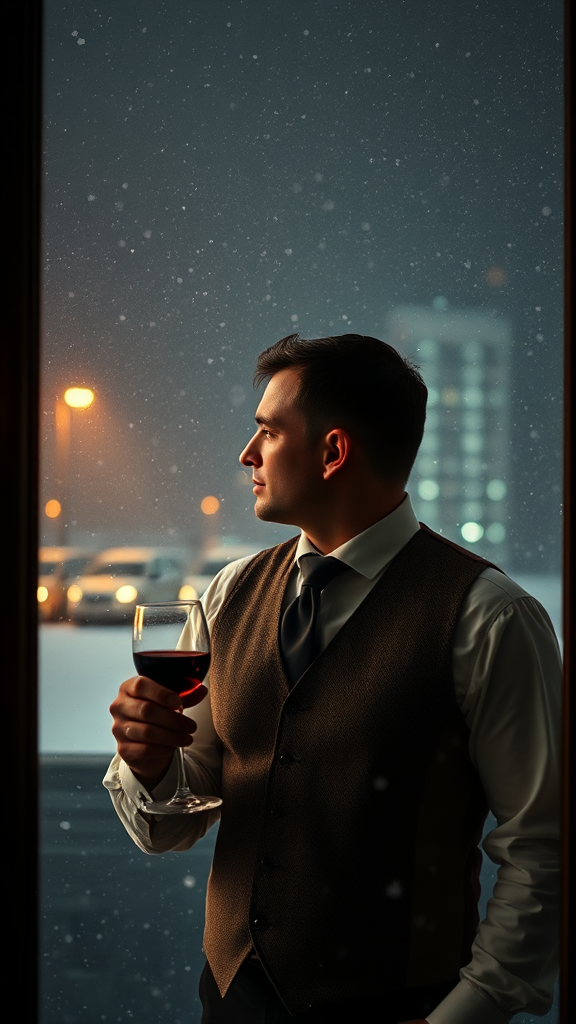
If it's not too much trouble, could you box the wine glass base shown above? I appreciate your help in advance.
[141,794,222,815]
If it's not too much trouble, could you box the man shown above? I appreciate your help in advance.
[105,333,561,1024]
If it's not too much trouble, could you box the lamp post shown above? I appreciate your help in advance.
[52,386,95,547]
[200,494,221,550]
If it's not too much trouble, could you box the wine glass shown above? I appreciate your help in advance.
[132,600,223,815]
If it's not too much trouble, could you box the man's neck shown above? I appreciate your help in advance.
[300,491,406,554]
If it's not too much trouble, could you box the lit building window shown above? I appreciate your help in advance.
[418,338,438,358]
[441,387,459,406]
[461,522,484,543]
[463,386,484,408]
[486,523,506,544]
[418,479,440,501]
[420,432,439,453]
[487,479,507,501]
[461,433,484,454]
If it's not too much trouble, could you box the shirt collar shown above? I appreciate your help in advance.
[294,492,420,580]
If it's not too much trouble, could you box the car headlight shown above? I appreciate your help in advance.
[37,586,49,603]
[178,584,198,600]
[67,584,83,603]
[116,584,138,604]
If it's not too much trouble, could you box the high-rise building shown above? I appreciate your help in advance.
[386,303,511,565]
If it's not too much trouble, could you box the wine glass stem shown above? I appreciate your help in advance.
[173,746,195,800]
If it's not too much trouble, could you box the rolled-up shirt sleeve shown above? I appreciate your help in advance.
[428,573,562,1023]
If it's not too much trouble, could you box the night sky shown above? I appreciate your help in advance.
[41,0,564,570]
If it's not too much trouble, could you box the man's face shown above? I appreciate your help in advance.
[239,367,325,526]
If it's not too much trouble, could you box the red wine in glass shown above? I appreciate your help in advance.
[132,601,222,815]
[133,650,210,698]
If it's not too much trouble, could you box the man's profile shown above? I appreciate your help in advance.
[105,333,561,1024]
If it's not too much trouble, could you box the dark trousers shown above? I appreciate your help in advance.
[199,957,457,1023]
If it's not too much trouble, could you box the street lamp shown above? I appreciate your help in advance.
[200,494,221,550]
[52,386,95,547]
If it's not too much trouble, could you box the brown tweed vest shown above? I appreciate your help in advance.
[204,526,496,1013]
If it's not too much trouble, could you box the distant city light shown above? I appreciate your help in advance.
[67,584,82,603]
[37,586,49,603]
[461,522,484,543]
[178,584,198,600]
[441,387,459,406]
[462,387,484,408]
[461,433,484,454]
[486,523,506,544]
[418,338,438,358]
[418,479,440,501]
[64,387,95,409]
[486,479,507,501]
[45,499,61,519]
[201,495,220,515]
[116,585,138,604]
[485,266,506,287]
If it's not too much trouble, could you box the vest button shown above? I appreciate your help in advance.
[278,751,292,766]
[268,806,282,818]
[260,856,275,874]
[251,914,270,931]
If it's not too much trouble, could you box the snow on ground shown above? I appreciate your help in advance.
[40,624,134,753]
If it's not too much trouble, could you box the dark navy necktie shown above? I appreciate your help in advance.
[280,554,350,688]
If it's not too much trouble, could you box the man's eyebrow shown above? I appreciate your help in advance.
[255,414,283,428]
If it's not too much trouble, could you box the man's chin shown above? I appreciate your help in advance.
[254,498,293,526]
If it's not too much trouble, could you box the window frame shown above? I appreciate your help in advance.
[6,2,572,1020]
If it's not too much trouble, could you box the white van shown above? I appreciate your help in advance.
[67,546,188,624]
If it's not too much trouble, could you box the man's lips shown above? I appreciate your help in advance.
[252,478,264,491]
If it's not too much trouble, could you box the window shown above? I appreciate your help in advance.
[36,3,567,1022]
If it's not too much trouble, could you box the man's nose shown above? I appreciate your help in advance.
[239,435,260,466]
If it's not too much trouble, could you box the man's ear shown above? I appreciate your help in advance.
[322,429,352,480]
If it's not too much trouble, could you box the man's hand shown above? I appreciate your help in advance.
[109,675,208,789]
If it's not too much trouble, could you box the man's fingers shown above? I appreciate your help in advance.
[109,675,207,778]
[112,713,196,747]
[127,674,183,708]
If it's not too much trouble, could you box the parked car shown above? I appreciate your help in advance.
[38,546,97,621]
[67,546,188,624]
[178,544,263,599]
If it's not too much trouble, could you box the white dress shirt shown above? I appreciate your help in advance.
[104,494,562,1024]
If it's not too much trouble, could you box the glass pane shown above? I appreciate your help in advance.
[40,2,563,1021]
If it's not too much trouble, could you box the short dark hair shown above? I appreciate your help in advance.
[254,333,427,484]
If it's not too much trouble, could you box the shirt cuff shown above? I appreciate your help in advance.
[426,980,512,1024]
[117,754,179,808]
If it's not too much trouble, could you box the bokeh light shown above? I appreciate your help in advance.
[45,499,61,519]
[461,522,484,543]
[200,495,220,515]
[63,387,95,409]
